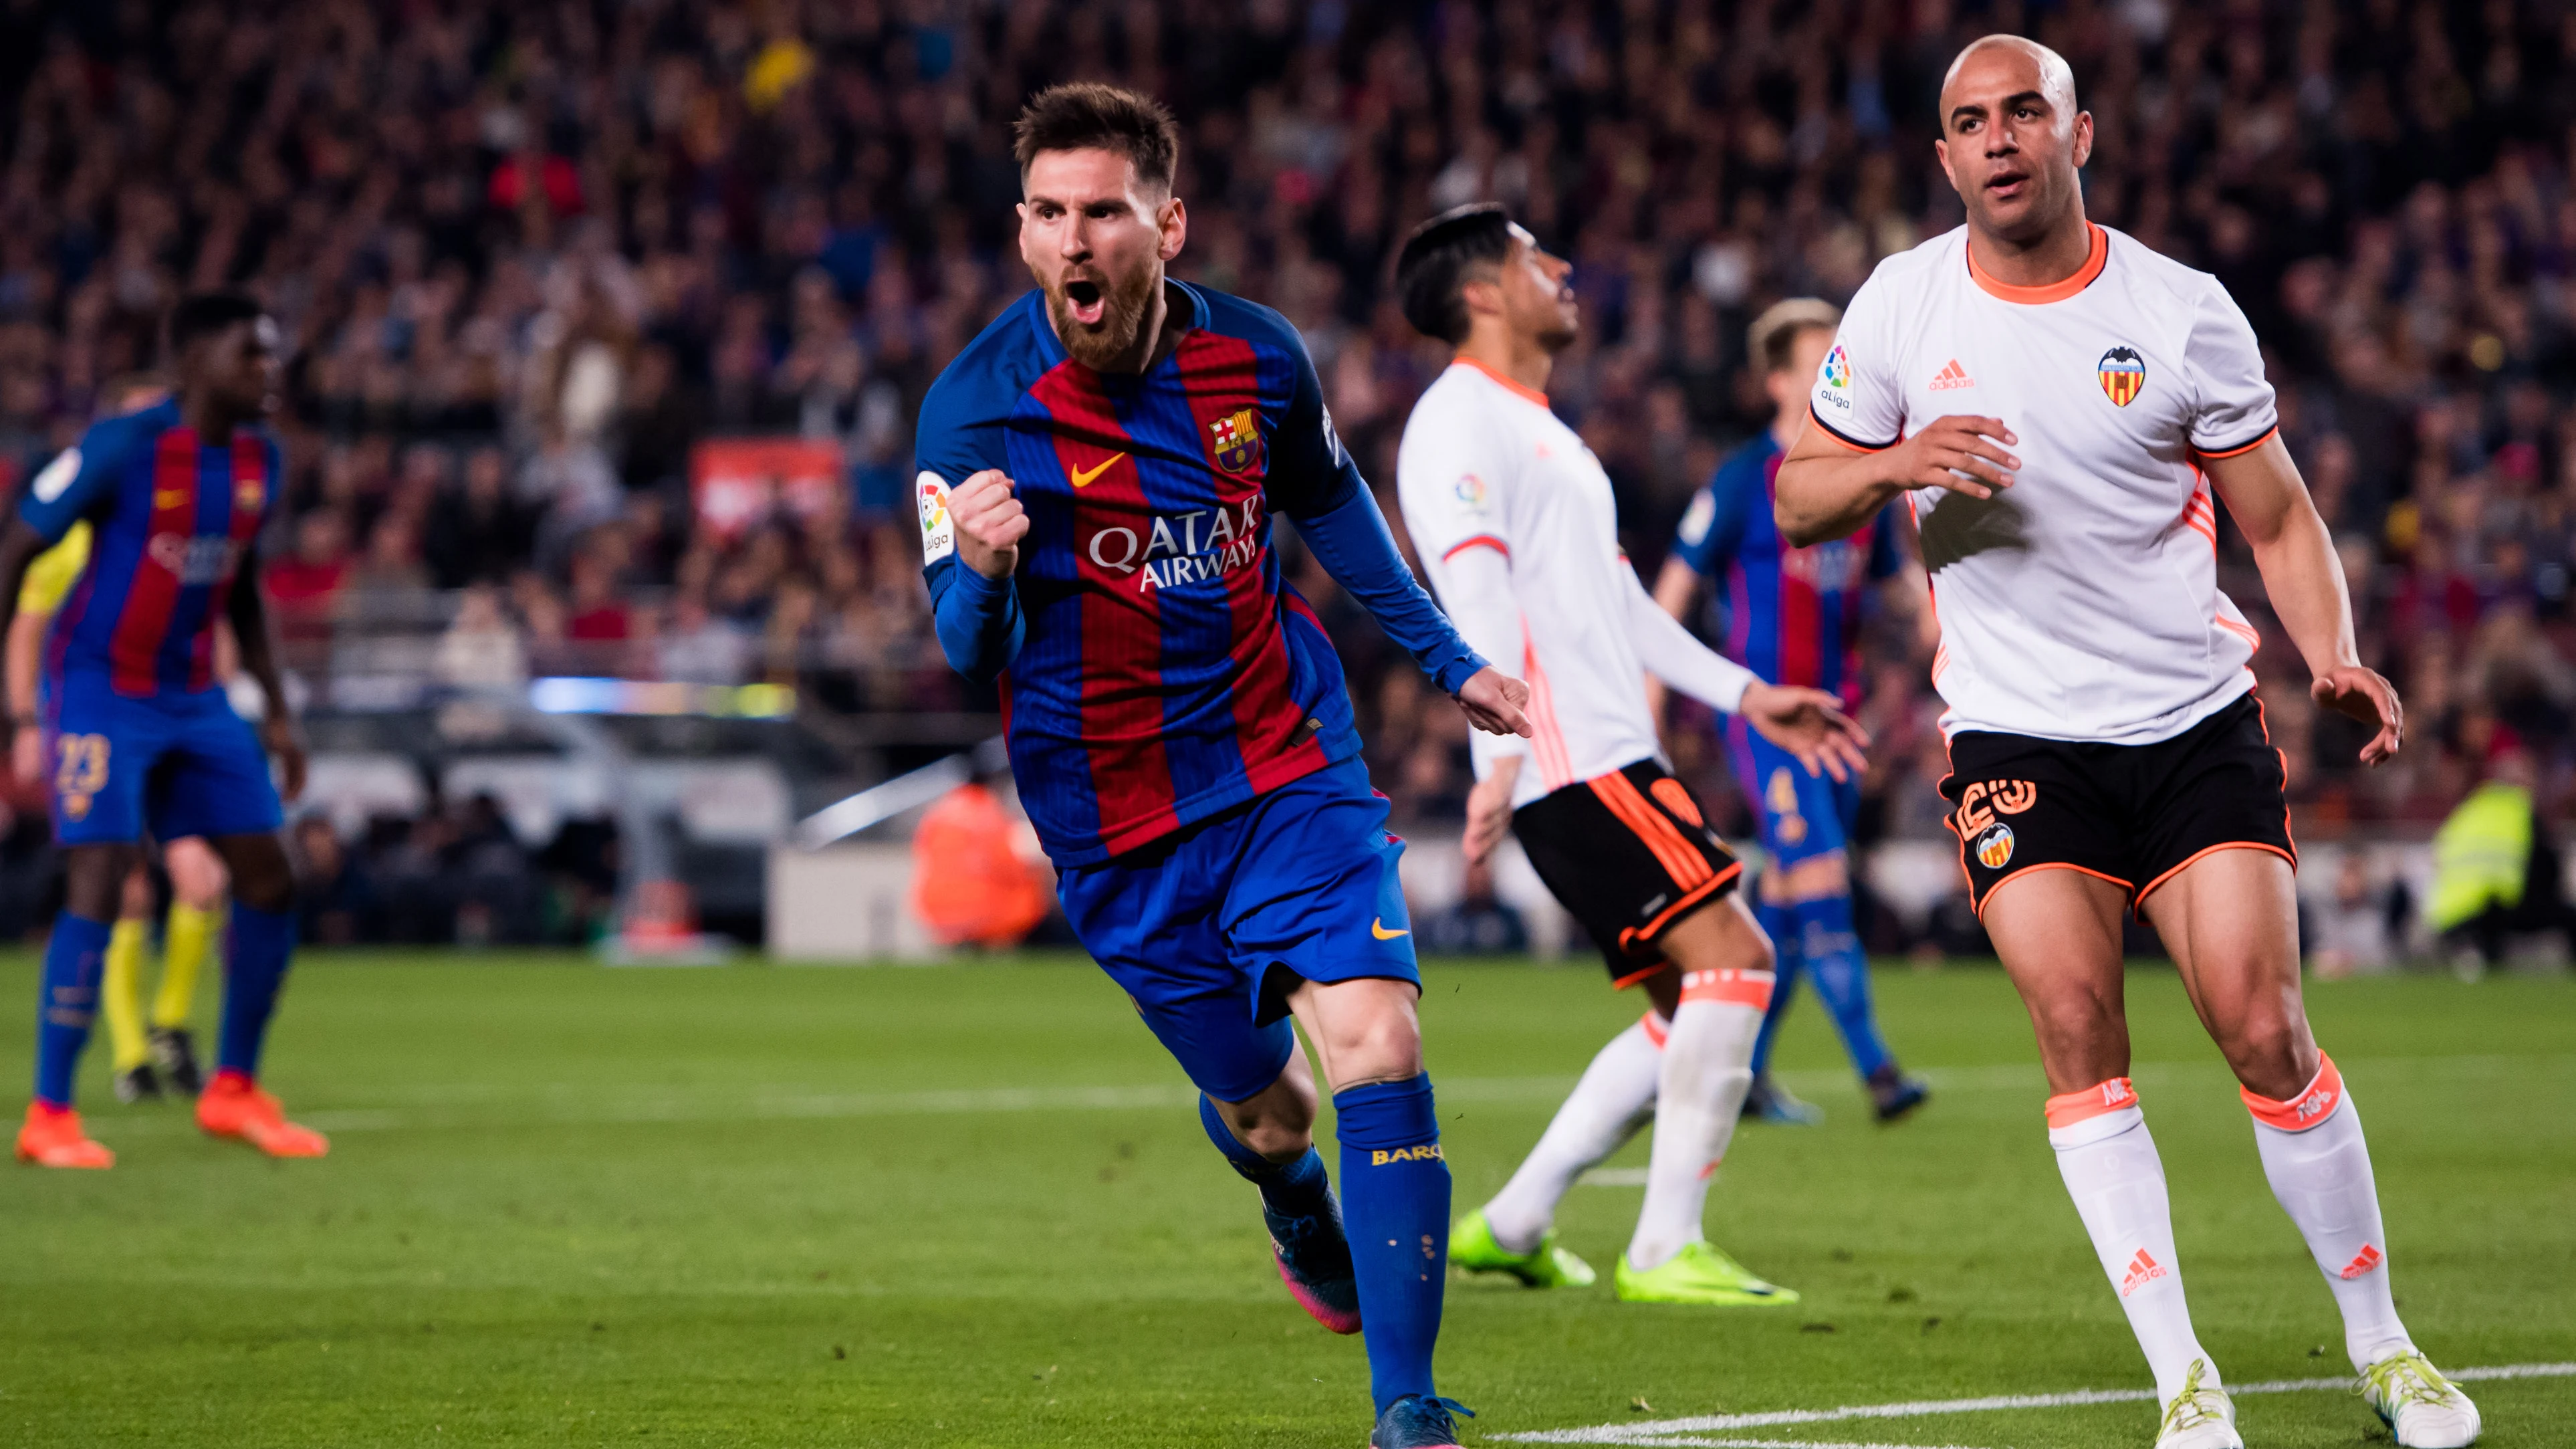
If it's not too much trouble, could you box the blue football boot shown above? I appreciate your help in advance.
[1371,1395,1475,1449]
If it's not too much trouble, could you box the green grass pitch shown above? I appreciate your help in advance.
[0,952,2568,1447]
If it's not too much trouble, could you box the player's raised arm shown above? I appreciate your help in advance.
[2202,435,2399,766]
[920,467,1028,686]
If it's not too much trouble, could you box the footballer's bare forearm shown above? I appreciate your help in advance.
[5,615,41,721]
[1774,449,1911,548]
[0,521,45,685]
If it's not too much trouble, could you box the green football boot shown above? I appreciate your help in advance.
[1613,1240,1800,1306]
[1450,1208,1597,1288]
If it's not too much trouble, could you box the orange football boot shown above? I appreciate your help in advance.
[196,1071,328,1157]
[17,1101,114,1168]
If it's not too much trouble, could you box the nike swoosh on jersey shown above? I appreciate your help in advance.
[1068,452,1126,489]
[1371,919,1409,939]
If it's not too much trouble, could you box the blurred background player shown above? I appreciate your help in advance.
[3,294,322,1169]
[1654,300,1931,1126]
[1391,205,1867,1306]
[6,376,229,1105]
[915,86,1529,1449]
[1776,37,2478,1449]
[908,752,1052,952]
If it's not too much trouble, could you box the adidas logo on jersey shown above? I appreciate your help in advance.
[2119,1248,2168,1297]
[1929,358,1976,391]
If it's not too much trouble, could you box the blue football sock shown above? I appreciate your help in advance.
[1334,1074,1448,1412]
[1790,893,1893,1081]
[33,913,112,1107]
[1749,895,1804,1079]
[1199,1093,1334,1218]
[217,902,297,1079]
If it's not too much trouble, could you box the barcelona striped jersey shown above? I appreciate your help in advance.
[917,282,1480,867]
[17,398,282,699]
[1668,431,1900,709]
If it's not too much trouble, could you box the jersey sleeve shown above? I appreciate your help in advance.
[2183,278,2280,458]
[17,420,135,544]
[1670,462,1754,578]
[1393,390,1520,568]
[1806,265,1904,452]
[914,368,1024,683]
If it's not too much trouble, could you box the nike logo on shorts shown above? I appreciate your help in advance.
[1371,919,1409,940]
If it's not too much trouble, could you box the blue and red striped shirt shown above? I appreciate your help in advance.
[917,282,1482,867]
[1670,431,1899,709]
[19,399,281,699]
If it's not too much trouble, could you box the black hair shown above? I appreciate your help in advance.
[167,292,265,356]
[1012,83,1180,191]
[1393,204,1516,345]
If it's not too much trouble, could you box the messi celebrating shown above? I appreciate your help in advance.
[915,86,1527,1449]
[1777,37,2476,1449]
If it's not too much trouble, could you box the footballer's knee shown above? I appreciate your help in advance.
[213,832,296,914]
[2023,982,2129,1085]
[164,837,229,908]
[1223,1054,1320,1161]
[118,865,156,920]
[2215,1010,2315,1102]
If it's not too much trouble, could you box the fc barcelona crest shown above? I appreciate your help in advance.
[2097,346,2145,407]
[1209,407,1264,474]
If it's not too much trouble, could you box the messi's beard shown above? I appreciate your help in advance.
[1046,263,1161,372]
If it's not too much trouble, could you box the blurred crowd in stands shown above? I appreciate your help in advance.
[4,0,2576,950]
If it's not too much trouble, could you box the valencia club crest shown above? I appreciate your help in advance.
[2097,346,2145,407]
[1209,407,1264,473]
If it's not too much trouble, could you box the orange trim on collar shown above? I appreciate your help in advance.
[1450,356,1552,408]
[1966,223,2109,304]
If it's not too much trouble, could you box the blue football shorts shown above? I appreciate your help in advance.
[1055,754,1418,1103]
[43,671,283,847]
[1726,715,1860,870]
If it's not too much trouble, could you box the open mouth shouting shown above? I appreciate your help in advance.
[1062,275,1108,327]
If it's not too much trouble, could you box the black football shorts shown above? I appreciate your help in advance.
[1514,758,1743,986]
[1940,691,2297,918]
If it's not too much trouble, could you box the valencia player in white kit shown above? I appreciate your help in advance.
[1777,37,2479,1449]
[1389,205,1867,1306]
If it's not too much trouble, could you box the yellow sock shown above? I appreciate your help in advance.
[152,901,218,1030]
[102,919,151,1072]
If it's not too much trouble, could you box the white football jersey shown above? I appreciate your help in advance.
[1400,360,1750,809]
[1810,223,2278,746]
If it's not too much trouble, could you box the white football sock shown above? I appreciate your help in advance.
[2242,1053,2413,1370]
[2048,1079,2218,1407]
[1627,969,1767,1271]
[1482,1015,1663,1254]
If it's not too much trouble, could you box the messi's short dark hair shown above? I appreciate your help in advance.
[168,292,265,354]
[1012,83,1180,191]
[1394,204,1516,345]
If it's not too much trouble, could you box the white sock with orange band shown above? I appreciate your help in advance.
[2242,1052,2413,1370]
[1480,1015,1663,1254]
[2047,1078,2218,1406]
[1627,968,1769,1271]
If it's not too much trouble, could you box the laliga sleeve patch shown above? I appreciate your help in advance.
[1675,488,1715,545]
[29,447,79,504]
[917,471,955,564]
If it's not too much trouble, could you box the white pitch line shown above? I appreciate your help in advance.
[1497,1362,2576,1444]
